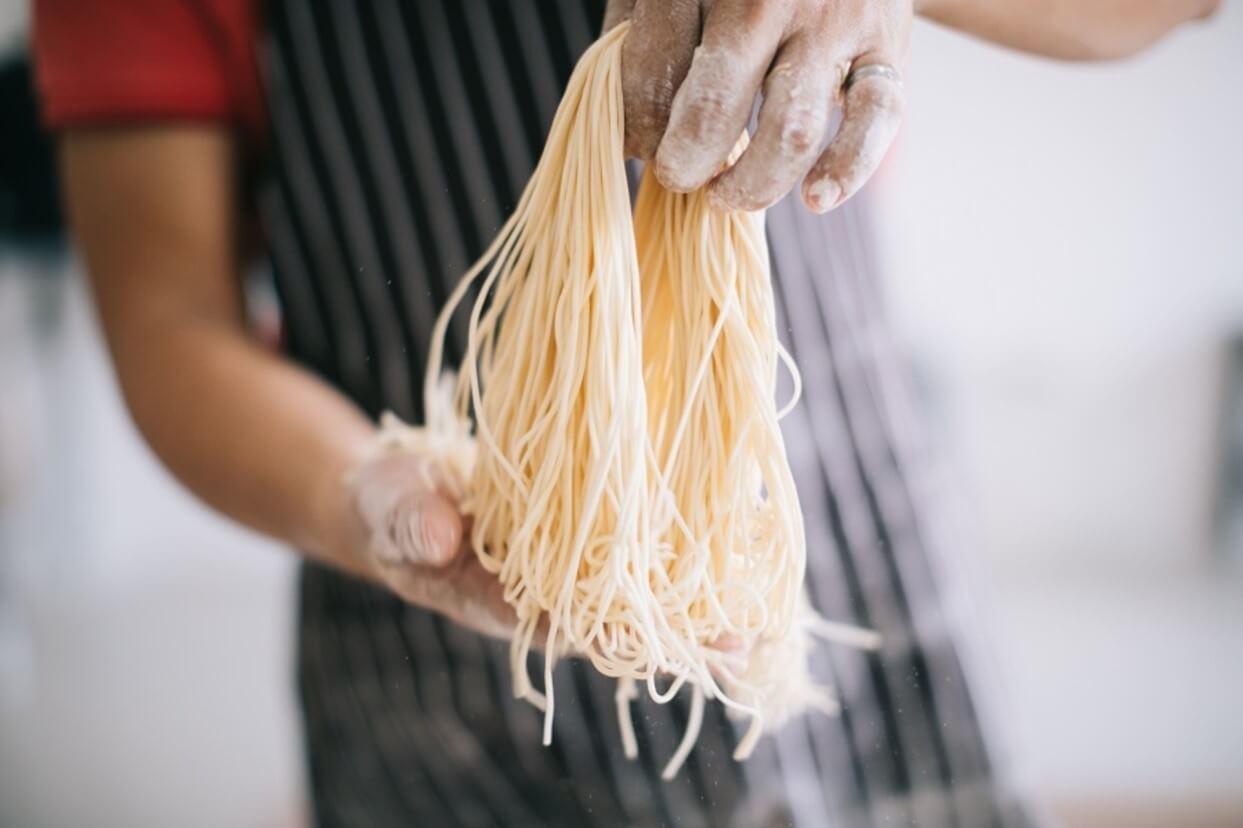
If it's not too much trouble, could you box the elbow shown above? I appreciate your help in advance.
[1071,0,1223,62]
[1194,0,1224,19]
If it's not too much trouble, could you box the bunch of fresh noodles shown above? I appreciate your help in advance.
[380,22,879,779]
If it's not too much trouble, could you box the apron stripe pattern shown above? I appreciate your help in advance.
[257,1,1039,825]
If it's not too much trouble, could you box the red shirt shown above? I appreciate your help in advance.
[35,0,274,344]
[33,0,265,148]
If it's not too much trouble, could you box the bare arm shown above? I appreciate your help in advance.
[915,0,1221,60]
[60,126,516,639]
[62,127,373,575]
[607,0,1218,215]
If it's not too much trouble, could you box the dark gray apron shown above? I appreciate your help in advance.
[256,1,1038,825]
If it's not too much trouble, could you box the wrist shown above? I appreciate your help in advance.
[307,434,380,583]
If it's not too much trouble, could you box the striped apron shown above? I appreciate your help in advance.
[256,1,1041,825]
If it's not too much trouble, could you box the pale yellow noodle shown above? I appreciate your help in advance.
[377,22,879,779]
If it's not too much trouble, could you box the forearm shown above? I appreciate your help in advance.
[107,312,377,580]
[60,123,547,641]
[915,0,1220,60]
[60,127,377,582]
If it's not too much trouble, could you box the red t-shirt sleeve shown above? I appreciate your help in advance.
[32,0,263,143]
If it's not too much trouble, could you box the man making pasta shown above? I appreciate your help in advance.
[35,0,1216,825]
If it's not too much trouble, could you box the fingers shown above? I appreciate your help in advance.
[708,34,840,211]
[653,0,789,192]
[802,53,905,213]
[371,488,463,567]
[621,0,701,159]
[381,541,519,641]
[395,491,462,566]
[353,443,466,567]
[449,554,521,641]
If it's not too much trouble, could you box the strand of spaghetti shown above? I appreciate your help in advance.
[376,20,884,777]
[661,685,705,780]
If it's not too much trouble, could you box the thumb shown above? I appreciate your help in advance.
[389,490,463,567]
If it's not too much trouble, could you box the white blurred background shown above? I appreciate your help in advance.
[878,6,1243,823]
[1,2,1241,826]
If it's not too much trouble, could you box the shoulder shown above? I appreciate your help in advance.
[32,0,264,145]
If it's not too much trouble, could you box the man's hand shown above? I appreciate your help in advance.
[348,448,518,641]
[606,0,911,213]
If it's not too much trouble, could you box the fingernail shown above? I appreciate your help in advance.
[806,179,841,213]
[406,508,437,564]
[404,507,429,563]
[418,512,458,565]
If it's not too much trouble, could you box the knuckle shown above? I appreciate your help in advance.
[850,77,905,117]
[780,110,822,157]
[736,2,766,28]
[710,181,765,213]
[685,84,733,135]
[682,47,745,123]
[736,0,789,30]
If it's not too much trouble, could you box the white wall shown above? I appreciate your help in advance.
[0,266,303,828]
[875,5,1243,806]
[0,0,28,50]
[881,7,1243,577]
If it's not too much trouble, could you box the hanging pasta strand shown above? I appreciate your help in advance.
[379,21,880,779]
